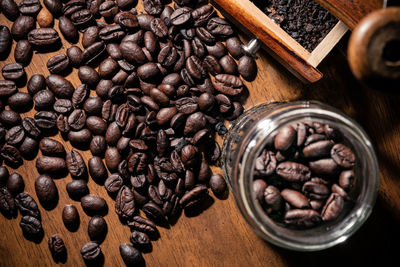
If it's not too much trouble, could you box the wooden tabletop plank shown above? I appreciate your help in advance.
[1,1,400,267]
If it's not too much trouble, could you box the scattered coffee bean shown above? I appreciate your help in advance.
[81,241,102,261]
[88,215,107,241]
[6,172,24,195]
[62,204,79,230]
[48,234,66,263]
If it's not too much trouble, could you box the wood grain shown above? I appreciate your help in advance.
[316,0,384,29]
[2,1,400,267]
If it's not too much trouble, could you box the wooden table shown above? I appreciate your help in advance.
[1,2,400,267]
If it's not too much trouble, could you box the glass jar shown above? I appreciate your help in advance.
[221,101,379,251]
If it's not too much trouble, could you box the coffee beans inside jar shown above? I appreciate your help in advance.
[0,0,256,265]
[253,121,357,229]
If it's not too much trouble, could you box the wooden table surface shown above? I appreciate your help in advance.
[1,1,400,267]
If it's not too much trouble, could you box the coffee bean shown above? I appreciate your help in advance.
[143,0,162,16]
[309,158,340,176]
[34,174,58,206]
[28,28,60,46]
[46,74,75,99]
[281,189,310,209]
[170,7,192,26]
[68,128,92,147]
[14,40,32,65]
[82,26,99,48]
[36,155,67,173]
[115,185,135,219]
[88,156,107,182]
[1,0,20,21]
[70,9,93,27]
[120,41,146,65]
[119,243,144,266]
[53,99,73,114]
[142,201,164,221]
[81,194,107,216]
[34,111,57,129]
[33,90,55,111]
[99,24,125,42]
[11,16,35,40]
[90,135,107,156]
[206,42,227,58]
[0,167,10,186]
[209,174,227,196]
[179,184,208,209]
[5,125,24,146]
[331,144,355,168]
[8,92,33,112]
[99,0,118,19]
[284,209,321,228]
[47,54,70,74]
[19,136,39,158]
[127,215,158,235]
[212,74,243,96]
[81,241,102,261]
[276,161,311,182]
[2,63,25,82]
[0,110,21,127]
[15,192,40,219]
[104,173,123,194]
[82,41,106,65]
[321,193,344,221]
[48,234,66,263]
[88,215,107,241]
[27,74,46,95]
[302,181,330,200]
[238,55,257,81]
[84,97,103,116]
[68,109,87,131]
[18,0,41,15]
[98,58,119,78]
[62,204,79,230]
[66,179,88,202]
[0,80,17,97]
[37,7,53,27]
[20,215,42,235]
[339,170,355,191]
[302,140,334,158]
[0,187,17,217]
[253,179,267,202]
[207,17,233,37]
[78,66,100,87]
[43,0,62,17]
[66,149,86,179]
[67,46,83,67]
[226,37,244,59]
[192,5,215,26]
[22,117,41,139]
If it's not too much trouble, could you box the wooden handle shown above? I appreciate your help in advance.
[315,0,383,30]
[348,7,400,90]
[212,0,323,83]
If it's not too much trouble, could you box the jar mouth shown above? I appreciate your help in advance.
[238,101,379,251]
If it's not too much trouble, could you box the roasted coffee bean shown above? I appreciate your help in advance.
[120,243,144,266]
[275,125,296,151]
[47,54,70,74]
[37,8,53,27]
[67,46,83,67]
[156,107,177,126]
[253,179,267,202]
[254,150,277,177]
[66,179,89,201]
[33,90,55,111]
[226,37,244,59]
[158,46,178,67]
[142,201,164,221]
[22,117,41,139]
[68,109,86,131]
[20,215,42,235]
[238,55,257,81]
[18,136,39,158]
[339,170,355,191]
[130,230,150,247]
[34,174,58,205]
[0,187,17,217]
[18,0,42,15]
[321,193,344,221]
[281,189,310,209]
[115,185,135,219]
[106,43,123,60]
[1,0,20,21]
[11,16,35,40]
[34,111,57,129]
[43,0,62,17]
[206,41,226,58]
[303,140,334,158]
[15,192,40,219]
[14,40,32,65]
[186,55,206,81]
[0,80,17,97]
[212,74,243,96]
[88,156,107,182]
[62,204,79,229]
[150,18,168,38]
[8,92,33,112]
[66,149,86,178]
[127,215,157,235]
[0,110,21,127]
[183,111,207,135]
[331,144,355,168]
[207,17,233,37]
[88,215,107,241]
[120,41,146,65]
[284,209,321,228]
[82,26,99,48]
[27,74,46,95]
[78,66,100,87]
[57,115,70,133]
[209,174,227,196]
[99,0,118,19]
[82,41,106,65]
[0,167,10,186]
[28,28,60,46]
[98,58,119,78]
[53,99,73,114]
[81,194,107,216]
[81,241,102,261]
[170,7,192,26]
[331,183,348,200]
[2,63,25,82]
[104,173,123,194]
[86,116,107,136]
[309,158,340,176]
[46,74,74,99]
[5,126,25,146]
[84,97,103,116]
[68,128,92,146]
[192,5,215,26]
[191,37,206,58]
[302,181,330,200]
[276,162,311,182]
[203,55,222,76]
[143,0,162,15]
[99,25,125,43]
[90,135,107,156]
[71,84,89,108]
[71,9,93,27]
[105,146,121,171]
[48,234,66,263]
[179,184,208,209]
[36,155,67,173]
[263,185,283,211]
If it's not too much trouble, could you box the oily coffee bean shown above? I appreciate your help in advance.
[28,28,60,46]
[226,37,244,59]
[99,1,118,19]
[14,40,32,65]
[0,109,22,127]
[18,136,39,158]
[275,125,296,151]
[46,74,75,99]
[33,98,55,118]
[36,155,67,173]
[18,0,42,15]
[158,46,178,67]
[86,116,107,135]
[209,174,227,196]
[0,167,10,186]
[127,215,158,235]
[309,158,340,176]
[105,147,121,171]
[8,92,33,112]
[0,187,17,217]
[207,17,233,37]
[2,63,25,82]
[98,58,119,78]
[142,201,164,221]
[34,111,57,129]
[47,54,70,74]
[203,55,222,76]
[67,46,83,67]
[104,173,123,194]
[179,184,208,209]
[253,179,267,202]
[11,16,35,40]
[0,80,17,97]
[6,173,24,195]
[276,162,311,182]
[321,193,344,221]
[81,241,102,261]
[72,84,89,108]
[331,144,355,168]
[66,180,89,200]
[99,25,125,42]
[130,231,150,247]
[186,55,206,80]
[15,192,40,219]
[53,99,73,114]
[302,140,334,158]
[66,149,86,178]
[339,170,355,191]
[43,0,63,17]
[68,129,92,146]
[78,66,100,87]
[238,55,257,81]
[5,125,25,146]
[68,109,86,130]
[1,0,20,21]
[81,194,107,216]
[20,215,42,235]
[56,115,70,133]
[115,185,135,219]
[302,181,330,200]
[191,37,206,58]
[120,41,146,64]
[88,215,107,241]
[34,174,58,205]
[84,97,103,116]
[281,189,310,209]
[22,117,41,139]
[206,42,227,58]
[48,234,66,263]
[88,156,107,182]
[115,11,139,31]
[212,74,243,96]
[90,135,107,156]
[150,18,168,38]
[143,0,163,16]
[196,27,215,44]
[120,243,144,266]
[62,204,79,229]
[116,0,135,10]
[106,43,123,60]
[170,7,192,26]
[183,112,207,135]
[70,9,93,27]
[27,74,46,95]
[284,209,322,228]
[264,185,283,211]
[192,5,215,26]
[82,26,99,48]
[82,41,106,65]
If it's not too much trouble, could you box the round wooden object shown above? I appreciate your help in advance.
[348,7,400,91]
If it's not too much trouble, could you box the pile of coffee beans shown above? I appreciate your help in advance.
[251,0,338,51]
[253,122,356,229]
[1,0,255,265]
